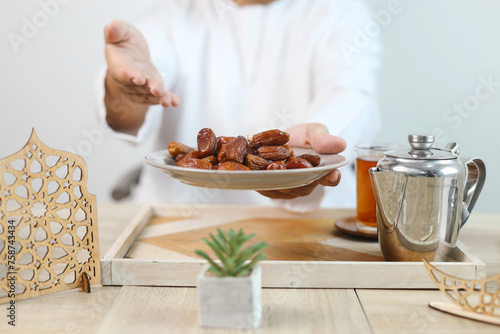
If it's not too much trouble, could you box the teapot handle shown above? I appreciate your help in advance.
[460,158,486,228]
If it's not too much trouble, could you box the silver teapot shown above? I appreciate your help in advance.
[369,134,486,262]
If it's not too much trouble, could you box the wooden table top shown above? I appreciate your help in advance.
[2,203,499,333]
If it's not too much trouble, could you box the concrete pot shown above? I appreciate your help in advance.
[197,265,262,329]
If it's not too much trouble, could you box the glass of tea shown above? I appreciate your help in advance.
[355,143,404,228]
[336,143,403,238]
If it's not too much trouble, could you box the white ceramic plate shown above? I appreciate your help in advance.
[144,148,348,190]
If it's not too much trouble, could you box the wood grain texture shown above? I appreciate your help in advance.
[0,284,120,333]
[97,286,372,334]
[139,216,383,261]
[100,205,153,284]
[0,129,100,304]
[101,204,485,288]
[357,289,500,334]
[429,301,500,326]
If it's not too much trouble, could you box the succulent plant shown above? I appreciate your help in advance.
[195,228,268,277]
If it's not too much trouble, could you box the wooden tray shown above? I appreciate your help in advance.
[100,205,486,289]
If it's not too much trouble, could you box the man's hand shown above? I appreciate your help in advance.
[104,20,179,131]
[257,123,345,199]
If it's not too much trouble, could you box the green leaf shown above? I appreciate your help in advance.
[204,238,229,268]
[228,229,237,256]
[233,231,255,255]
[235,241,268,264]
[195,250,224,276]
[209,233,229,255]
[217,228,229,244]
[238,253,266,274]
[235,268,251,277]
[233,249,266,274]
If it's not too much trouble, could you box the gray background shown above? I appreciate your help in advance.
[1,0,499,212]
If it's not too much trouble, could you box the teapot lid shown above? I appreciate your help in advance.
[385,134,459,160]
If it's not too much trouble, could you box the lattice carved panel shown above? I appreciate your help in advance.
[425,259,500,317]
[0,129,100,303]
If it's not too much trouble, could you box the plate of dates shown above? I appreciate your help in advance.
[144,128,348,190]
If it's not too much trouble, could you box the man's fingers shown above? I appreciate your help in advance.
[286,123,346,154]
[159,94,172,108]
[305,123,346,154]
[318,169,341,187]
[310,133,346,154]
[171,93,181,107]
[109,66,145,86]
[104,20,131,44]
[127,93,161,105]
[257,169,341,200]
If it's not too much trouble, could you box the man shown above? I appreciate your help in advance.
[99,0,381,211]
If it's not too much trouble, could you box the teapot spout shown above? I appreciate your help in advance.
[369,168,408,231]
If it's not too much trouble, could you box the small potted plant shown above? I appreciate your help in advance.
[195,228,268,329]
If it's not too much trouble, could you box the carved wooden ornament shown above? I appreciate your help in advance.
[424,259,500,324]
[0,129,100,304]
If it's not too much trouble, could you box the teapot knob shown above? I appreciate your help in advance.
[408,134,434,150]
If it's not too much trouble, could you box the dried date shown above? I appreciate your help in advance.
[257,145,291,161]
[168,142,194,159]
[245,154,269,170]
[217,143,228,163]
[216,136,235,153]
[177,158,212,169]
[215,161,250,171]
[286,158,313,169]
[250,129,290,148]
[175,154,185,162]
[296,154,321,167]
[197,128,217,157]
[267,160,286,170]
[226,136,248,164]
[282,144,294,157]
[180,150,202,161]
[201,155,218,165]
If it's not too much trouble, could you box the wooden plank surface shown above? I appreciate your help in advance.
[0,285,121,333]
[356,289,500,334]
[97,286,373,334]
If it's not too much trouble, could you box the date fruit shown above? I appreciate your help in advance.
[215,161,250,171]
[168,142,194,159]
[296,154,321,167]
[197,128,217,157]
[216,136,235,153]
[177,158,212,169]
[257,145,291,161]
[266,160,286,170]
[250,129,290,148]
[226,136,248,164]
[285,158,313,169]
[179,150,202,161]
[201,155,218,165]
[217,143,228,163]
[245,154,269,170]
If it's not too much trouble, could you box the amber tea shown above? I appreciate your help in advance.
[356,157,379,227]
